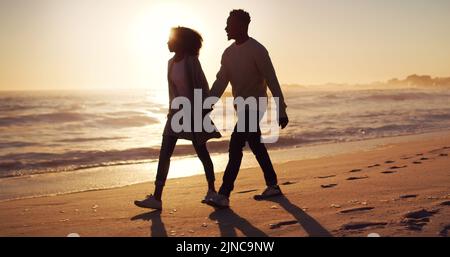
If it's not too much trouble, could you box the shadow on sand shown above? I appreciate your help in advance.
[209,208,268,237]
[130,195,331,237]
[131,210,167,237]
[266,195,332,237]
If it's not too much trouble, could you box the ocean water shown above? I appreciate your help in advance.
[1,87,449,178]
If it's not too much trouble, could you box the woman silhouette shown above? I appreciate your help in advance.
[135,27,221,210]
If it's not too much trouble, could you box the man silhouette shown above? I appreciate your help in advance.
[207,9,289,208]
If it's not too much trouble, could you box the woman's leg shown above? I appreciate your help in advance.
[193,141,216,192]
[154,135,178,200]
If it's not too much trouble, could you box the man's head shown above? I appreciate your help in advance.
[225,9,251,40]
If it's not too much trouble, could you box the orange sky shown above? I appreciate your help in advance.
[1,0,450,91]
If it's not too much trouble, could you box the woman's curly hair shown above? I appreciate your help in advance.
[170,26,203,56]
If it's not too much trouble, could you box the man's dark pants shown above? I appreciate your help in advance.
[218,108,278,197]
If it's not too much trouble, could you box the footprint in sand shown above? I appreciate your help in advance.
[281,181,297,186]
[439,200,450,206]
[420,157,429,161]
[430,146,450,153]
[367,164,380,168]
[321,184,337,189]
[349,169,362,173]
[381,171,397,174]
[428,148,443,154]
[412,161,422,164]
[401,208,439,231]
[439,224,450,237]
[341,221,387,230]
[269,220,298,229]
[406,209,438,218]
[389,165,407,170]
[236,189,258,194]
[339,207,374,214]
[385,160,395,164]
[399,194,418,199]
[439,153,448,157]
[316,175,336,179]
[346,176,369,181]
[416,153,424,156]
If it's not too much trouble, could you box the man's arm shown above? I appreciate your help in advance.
[210,53,230,103]
[255,47,288,120]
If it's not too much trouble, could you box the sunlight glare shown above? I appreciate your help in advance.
[130,2,209,89]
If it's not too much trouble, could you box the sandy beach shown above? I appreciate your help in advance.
[0,131,449,237]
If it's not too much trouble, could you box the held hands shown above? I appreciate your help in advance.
[278,116,289,129]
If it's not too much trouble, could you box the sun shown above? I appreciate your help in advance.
[130,2,207,89]
[131,2,207,56]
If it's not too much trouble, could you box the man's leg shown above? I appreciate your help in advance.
[247,130,278,187]
[218,126,248,197]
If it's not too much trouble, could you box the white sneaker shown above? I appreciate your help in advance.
[206,193,230,209]
[134,194,162,210]
[201,190,218,204]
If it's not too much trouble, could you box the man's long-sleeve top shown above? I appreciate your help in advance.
[210,37,288,118]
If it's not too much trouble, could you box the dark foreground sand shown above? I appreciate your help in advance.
[0,132,449,237]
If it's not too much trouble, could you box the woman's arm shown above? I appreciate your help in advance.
[190,56,215,115]
[167,59,175,116]
[191,56,211,97]
[210,52,230,102]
